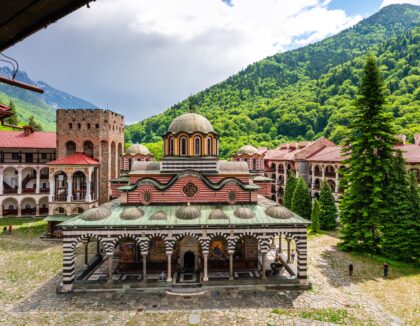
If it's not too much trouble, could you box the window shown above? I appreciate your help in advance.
[66,141,76,156]
[95,123,99,128]
[68,123,72,129]
[194,137,201,156]
[169,137,174,155]
[87,123,91,129]
[77,123,81,129]
[253,158,257,171]
[83,141,94,157]
[42,183,47,189]
[41,153,47,159]
[207,138,212,155]
[12,153,19,160]
[180,137,187,156]
[58,207,65,214]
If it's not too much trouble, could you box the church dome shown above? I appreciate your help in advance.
[209,209,228,220]
[168,113,214,134]
[79,207,111,221]
[176,204,201,220]
[126,143,151,155]
[233,207,256,219]
[264,205,293,219]
[237,145,259,155]
[150,210,167,220]
[120,207,144,220]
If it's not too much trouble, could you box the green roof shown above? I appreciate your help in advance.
[110,176,130,183]
[60,203,310,228]
[44,215,74,222]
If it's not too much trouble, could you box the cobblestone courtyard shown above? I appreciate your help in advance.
[0,222,418,325]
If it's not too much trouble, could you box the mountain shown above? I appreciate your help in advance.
[0,66,96,130]
[125,4,420,159]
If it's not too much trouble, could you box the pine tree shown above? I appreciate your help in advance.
[291,177,312,219]
[339,55,397,252]
[380,152,417,262]
[27,116,43,131]
[283,171,297,209]
[311,198,320,233]
[319,180,337,230]
[4,100,19,126]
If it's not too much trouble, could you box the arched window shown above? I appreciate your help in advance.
[194,137,201,156]
[252,158,257,171]
[83,141,94,157]
[207,137,212,155]
[180,137,187,156]
[169,137,174,155]
[65,141,76,156]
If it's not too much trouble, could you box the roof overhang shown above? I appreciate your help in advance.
[0,0,96,51]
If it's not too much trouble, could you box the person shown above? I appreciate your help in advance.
[349,262,353,276]
[383,263,389,277]
[291,250,296,263]
[270,256,282,275]
[2,226,7,236]
[8,225,12,235]
[159,271,166,281]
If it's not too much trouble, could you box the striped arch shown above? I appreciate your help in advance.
[258,233,276,253]
[111,234,142,249]
[208,232,230,252]
[146,233,172,253]
[69,233,112,254]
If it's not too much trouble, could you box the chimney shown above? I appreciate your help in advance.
[415,134,420,146]
[23,126,34,136]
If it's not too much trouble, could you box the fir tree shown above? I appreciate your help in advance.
[380,152,417,262]
[311,198,320,233]
[291,177,312,219]
[339,55,397,252]
[319,180,337,230]
[27,116,43,131]
[4,101,19,126]
[283,171,297,209]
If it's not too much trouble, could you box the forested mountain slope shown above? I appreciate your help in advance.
[125,4,420,159]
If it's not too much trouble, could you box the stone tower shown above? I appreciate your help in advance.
[56,109,124,203]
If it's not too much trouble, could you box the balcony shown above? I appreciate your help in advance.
[3,189,17,194]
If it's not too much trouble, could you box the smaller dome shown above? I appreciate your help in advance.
[234,207,256,219]
[79,207,111,221]
[237,145,260,155]
[126,143,151,155]
[209,209,228,220]
[120,207,144,220]
[176,203,201,220]
[150,210,167,220]
[101,202,115,209]
[168,113,214,134]
[265,205,293,219]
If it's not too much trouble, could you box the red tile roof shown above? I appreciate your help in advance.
[0,103,12,118]
[0,130,56,149]
[398,144,420,163]
[48,152,99,165]
[306,146,344,162]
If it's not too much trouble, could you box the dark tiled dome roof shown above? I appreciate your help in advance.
[209,209,228,220]
[150,210,167,220]
[233,207,256,219]
[168,113,214,134]
[237,144,259,155]
[264,205,293,219]
[120,207,144,220]
[176,204,201,220]
[79,207,111,221]
[126,143,151,155]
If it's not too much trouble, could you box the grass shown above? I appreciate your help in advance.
[0,217,47,239]
[271,308,362,324]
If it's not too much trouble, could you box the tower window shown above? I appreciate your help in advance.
[77,123,81,129]
[68,123,72,129]
[180,137,187,156]
[66,141,76,156]
[87,123,91,129]
[95,124,99,128]
[194,137,201,156]
[169,137,174,155]
[207,137,212,155]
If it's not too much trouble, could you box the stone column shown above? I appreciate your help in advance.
[142,253,147,282]
[86,180,92,202]
[203,252,209,282]
[228,251,234,281]
[35,204,40,216]
[62,239,76,292]
[287,238,292,263]
[278,234,282,253]
[84,240,89,267]
[335,170,339,193]
[311,165,315,190]
[0,205,3,217]
[35,169,40,194]
[167,253,173,282]
[67,179,73,202]
[17,205,21,217]
[17,170,22,194]
[261,252,267,280]
[49,178,55,202]
[0,170,3,195]
[275,163,279,202]
[321,166,326,180]
[107,255,113,281]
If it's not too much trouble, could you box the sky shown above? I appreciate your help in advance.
[3,0,420,123]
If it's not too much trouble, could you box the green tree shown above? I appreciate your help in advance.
[339,55,397,252]
[27,115,43,131]
[291,177,312,219]
[283,171,297,209]
[380,153,417,262]
[319,180,337,230]
[4,100,19,126]
[311,198,320,233]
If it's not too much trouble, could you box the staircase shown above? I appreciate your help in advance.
[22,173,35,188]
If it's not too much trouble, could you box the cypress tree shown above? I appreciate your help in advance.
[311,198,320,233]
[319,180,337,230]
[339,55,397,252]
[4,100,19,126]
[291,177,312,219]
[27,116,43,131]
[380,152,417,262]
[283,171,297,209]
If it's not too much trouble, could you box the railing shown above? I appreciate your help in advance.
[325,172,335,178]
[314,171,322,177]
[3,209,18,216]
[55,194,68,201]
[23,188,35,193]
[3,189,17,194]
[40,188,49,193]
[21,208,35,216]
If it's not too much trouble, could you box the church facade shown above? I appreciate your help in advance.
[59,113,310,292]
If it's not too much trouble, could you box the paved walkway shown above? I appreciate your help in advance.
[1,233,404,325]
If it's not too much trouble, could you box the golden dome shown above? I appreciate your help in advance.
[126,143,151,155]
[168,113,214,134]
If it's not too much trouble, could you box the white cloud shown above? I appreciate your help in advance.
[6,0,363,122]
[381,0,420,7]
